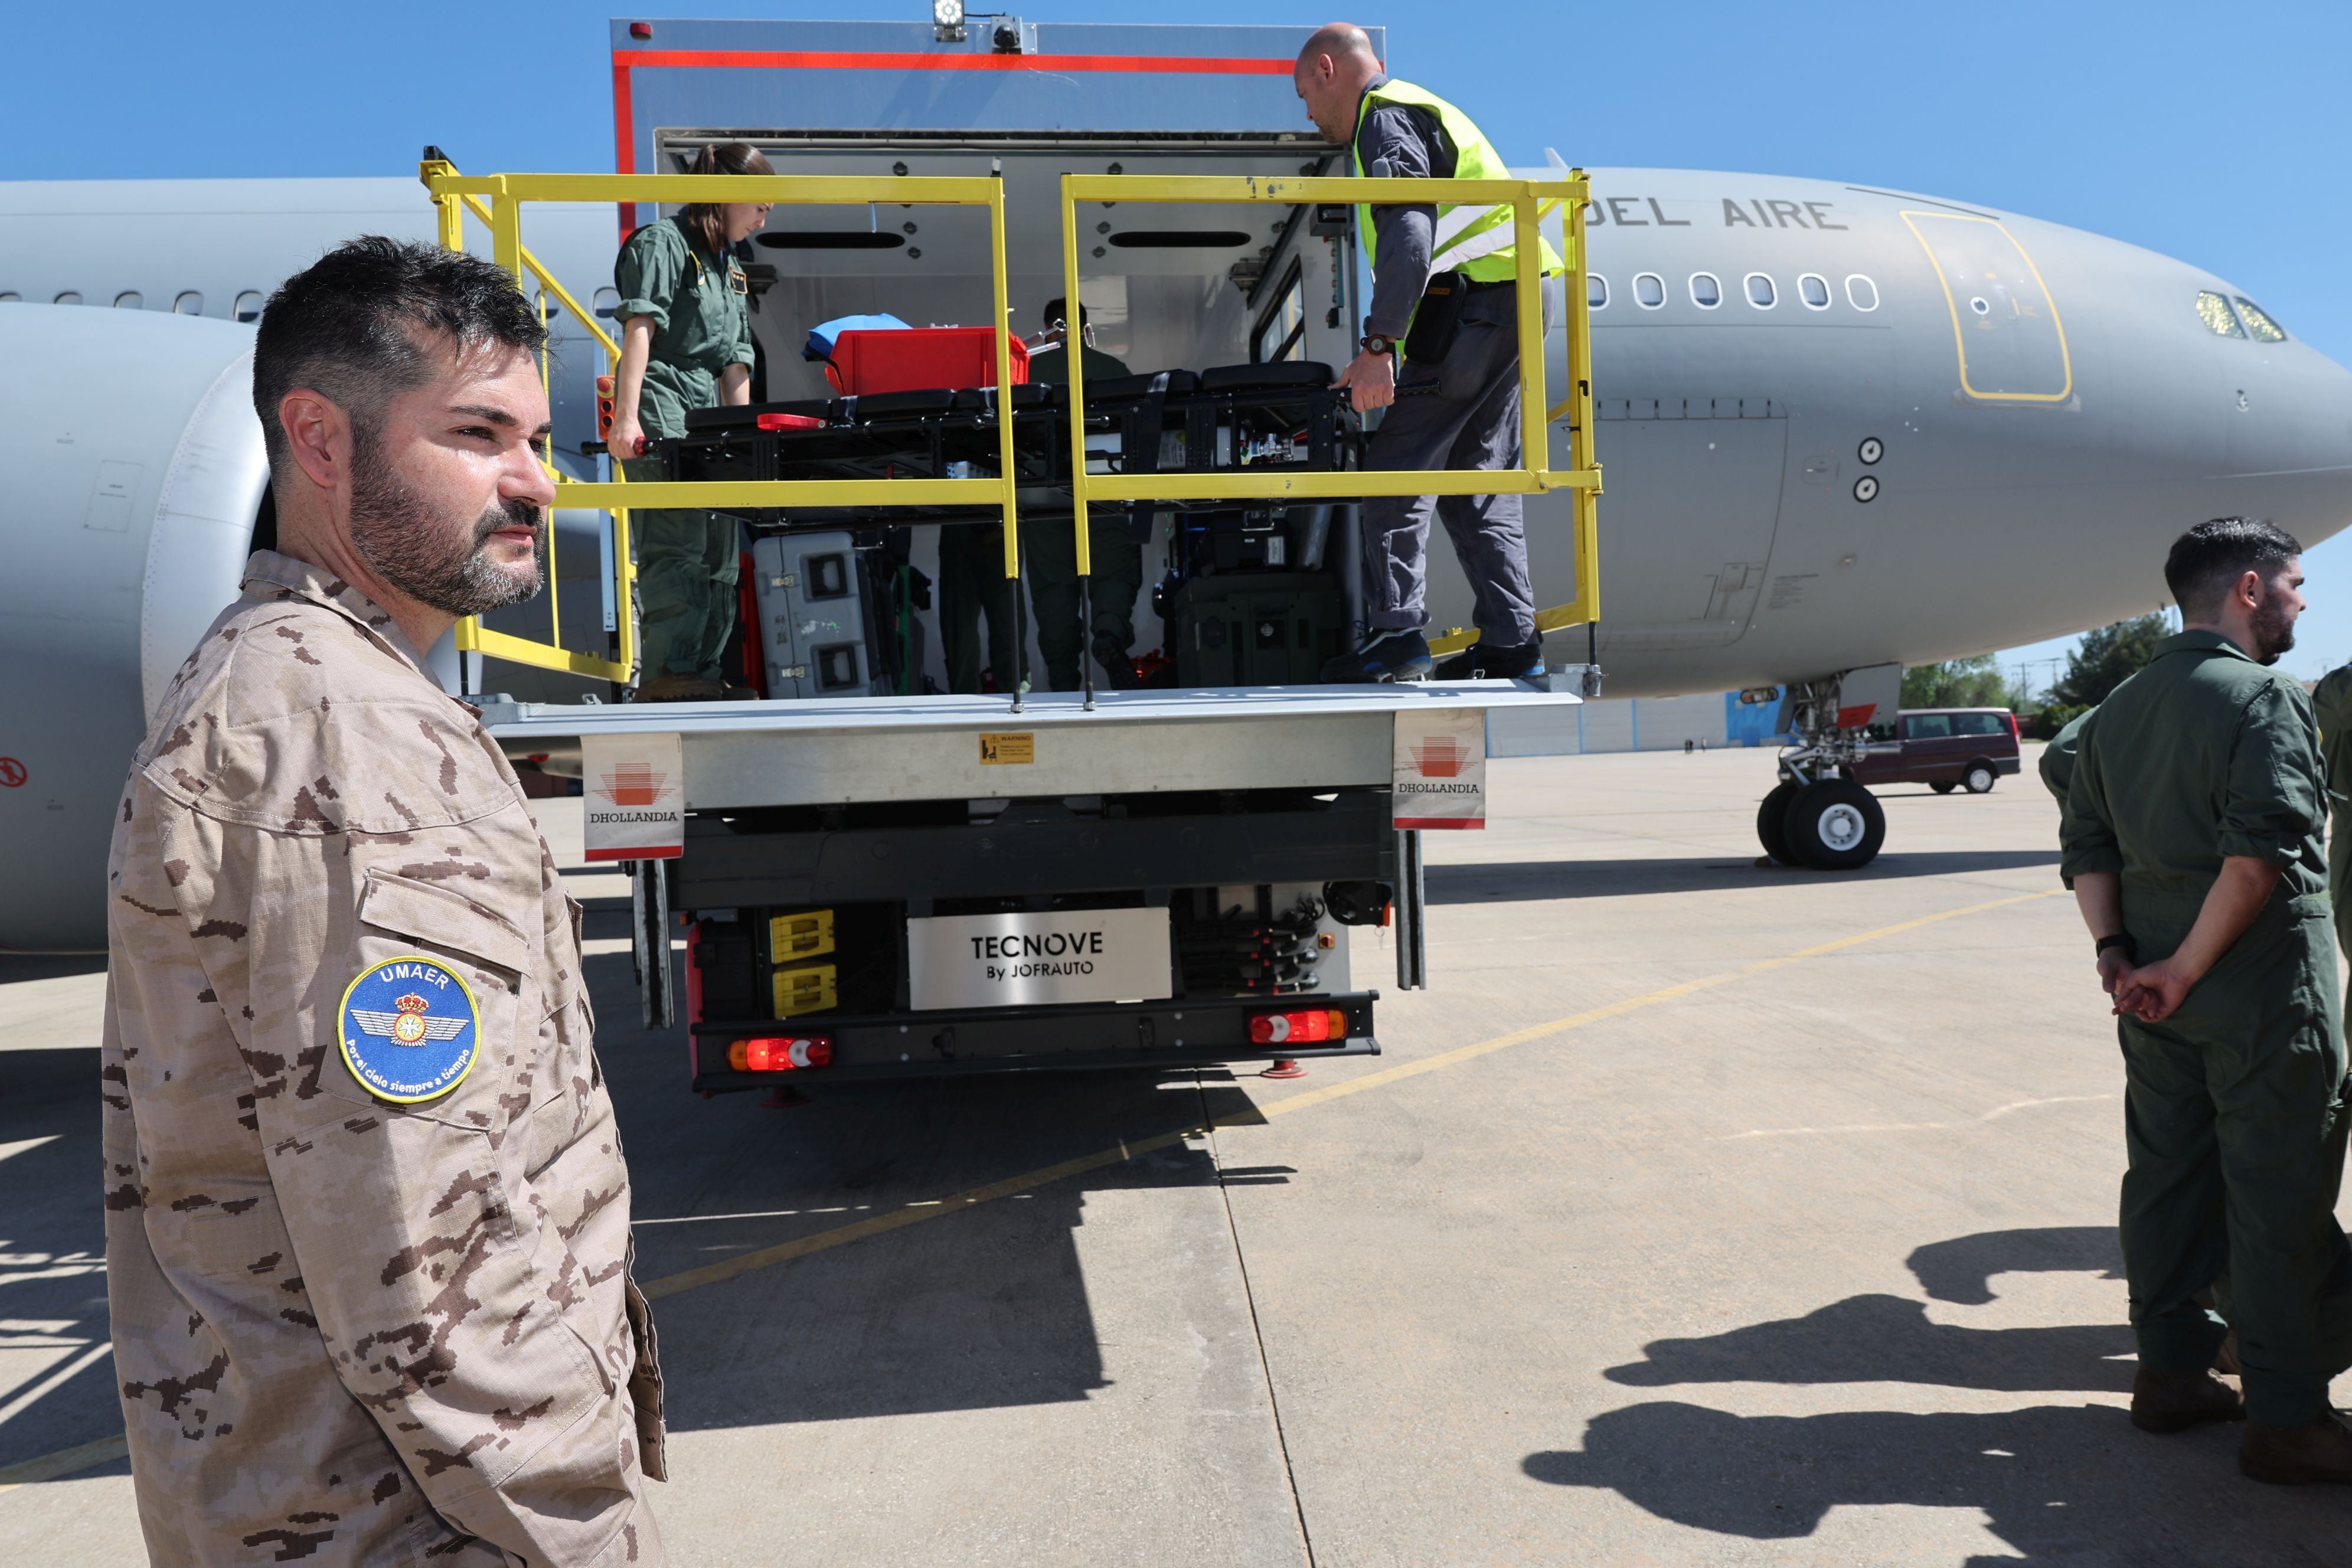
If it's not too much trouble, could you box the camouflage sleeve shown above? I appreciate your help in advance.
[2219,681,2325,867]
[2057,709,2119,887]
[155,800,664,1566]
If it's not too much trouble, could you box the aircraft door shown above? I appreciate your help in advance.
[1901,212,2073,404]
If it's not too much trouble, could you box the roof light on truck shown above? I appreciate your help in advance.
[1249,1009,1347,1046]
[727,1035,835,1072]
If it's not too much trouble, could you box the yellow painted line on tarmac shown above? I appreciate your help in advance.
[0,1432,128,1492]
[0,886,2064,1492]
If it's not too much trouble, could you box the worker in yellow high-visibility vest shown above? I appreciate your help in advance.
[1295,22,1562,682]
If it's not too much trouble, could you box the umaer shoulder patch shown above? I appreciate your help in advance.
[337,956,481,1103]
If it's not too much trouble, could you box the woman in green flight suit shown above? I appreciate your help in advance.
[606,141,773,701]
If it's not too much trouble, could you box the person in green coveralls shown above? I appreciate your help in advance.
[2310,662,2352,965]
[606,142,772,701]
[2062,517,2352,1482]
[1024,299,1144,690]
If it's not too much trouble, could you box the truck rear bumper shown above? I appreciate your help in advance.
[690,991,1378,1090]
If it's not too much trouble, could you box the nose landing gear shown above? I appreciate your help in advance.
[1756,675,1892,870]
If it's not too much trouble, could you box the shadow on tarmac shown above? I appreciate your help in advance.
[1426,849,2062,904]
[1522,1400,2320,1565]
[1909,1226,2125,1306]
[1528,1226,2342,1564]
[1602,1293,2134,1393]
[587,945,1259,1432]
[0,1046,123,1473]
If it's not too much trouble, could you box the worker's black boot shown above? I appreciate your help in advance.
[2241,1412,2352,1484]
[1320,631,1432,684]
[1092,634,1143,690]
[2129,1365,2245,1433]
[1432,640,1543,680]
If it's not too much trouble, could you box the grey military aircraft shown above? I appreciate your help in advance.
[4,165,2348,948]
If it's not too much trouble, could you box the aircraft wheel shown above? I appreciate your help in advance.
[1782,779,1886,870]
[1930,780,1956,795]
[1757,781,1800,864]
[1963,762,1998,795]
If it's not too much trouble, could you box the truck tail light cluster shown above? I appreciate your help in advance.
[727,1035,835,1072]
[1249,1009,1347,1046]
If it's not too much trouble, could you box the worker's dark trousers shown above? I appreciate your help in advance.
[1027,517,1143,691]
[1358,283,1538,647]
[623,458,739,680]
[938,522,1025,694]
[2118,886,2352,1425]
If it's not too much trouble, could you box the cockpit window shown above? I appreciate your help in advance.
[2195,290,2246,338]
[2235,296,2288,343]
[1633,272,1665,309]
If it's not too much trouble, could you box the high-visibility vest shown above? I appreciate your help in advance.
[1351,77,1561,285]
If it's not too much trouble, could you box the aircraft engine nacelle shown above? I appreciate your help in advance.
[0,305,267,951]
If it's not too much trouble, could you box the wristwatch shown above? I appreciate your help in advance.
[1360,334,1396,357]
[2095,932,2137,962]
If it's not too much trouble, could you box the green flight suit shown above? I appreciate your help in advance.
[1025,344,1144,690]
[614,217,755,681]
[2037,709,2090,805]
[2060,631,2352,1425]
[2311,665,2352,963]
[937,523,1026,695]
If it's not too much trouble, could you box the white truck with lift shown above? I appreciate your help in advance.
[440,17,1601,1097]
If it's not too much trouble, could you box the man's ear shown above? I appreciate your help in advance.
[277,390,349,493]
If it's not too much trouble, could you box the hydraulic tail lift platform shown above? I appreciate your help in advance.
[447,17,1601,1096]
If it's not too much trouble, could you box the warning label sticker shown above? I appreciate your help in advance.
[979,732,1035,765]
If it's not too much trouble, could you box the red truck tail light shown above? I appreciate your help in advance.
[2006,710,2020,741]
[727,1035,835,1072]
[1249,1009,1347,1046]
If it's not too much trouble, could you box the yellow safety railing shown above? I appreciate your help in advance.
[420,160,1599,682]
[420,161,1020,682]
[1057,172,1601,652]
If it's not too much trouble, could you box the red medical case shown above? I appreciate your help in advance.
[824,327,1030,396]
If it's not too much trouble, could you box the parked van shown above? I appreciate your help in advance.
[1851,708,2020,793]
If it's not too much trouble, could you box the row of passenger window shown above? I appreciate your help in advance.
[0,290,266,321]
[1587,270,1880,313]
[2194,290,2288,343]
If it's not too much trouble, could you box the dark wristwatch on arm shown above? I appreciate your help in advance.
[2095,932,2137,962]
[1360,334,1396,358]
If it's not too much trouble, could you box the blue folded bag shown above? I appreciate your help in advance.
[803,313,910,361]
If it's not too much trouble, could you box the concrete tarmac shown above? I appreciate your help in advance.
[8,745,2352,1564]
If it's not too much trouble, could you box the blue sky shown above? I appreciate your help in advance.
[6,0,2346,687]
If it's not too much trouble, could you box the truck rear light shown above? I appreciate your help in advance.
[2006,710,2020,741]
[1249,1008,1346,1046]
[728,1035,834,1072]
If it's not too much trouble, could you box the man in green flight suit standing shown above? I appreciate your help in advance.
[2062,517,2352,1482]
[606,142,772,700]
[2309,661,2352,966]
[1025,299,1144,690]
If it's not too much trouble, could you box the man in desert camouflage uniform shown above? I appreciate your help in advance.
[104,237,665,1563]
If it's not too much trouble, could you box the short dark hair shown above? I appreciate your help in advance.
[2164,517,2303,620]
[251,236,546,478]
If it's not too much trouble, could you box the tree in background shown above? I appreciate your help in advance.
[1902,655,2017,710]
[2049,612,2172,708]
